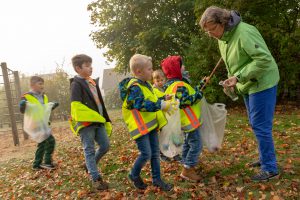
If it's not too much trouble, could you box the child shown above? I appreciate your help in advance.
[19,76,59,170]
[119,54,174,191]
[161,55,203,182]
[152,69,182,162]
[152,69,166,98]
[69,54,112,190]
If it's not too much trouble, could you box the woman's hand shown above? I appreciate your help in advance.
[223,76,238,87]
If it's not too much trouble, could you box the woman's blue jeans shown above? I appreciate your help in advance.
[244,85,278,173]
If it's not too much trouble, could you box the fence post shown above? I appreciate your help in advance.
[13,71,28,140]
[1,62,20,146]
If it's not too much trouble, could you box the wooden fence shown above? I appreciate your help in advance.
[0,62,27,146]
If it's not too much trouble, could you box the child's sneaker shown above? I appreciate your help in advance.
[180,167,201,182]
[128,174,147,190]
[251,171,279,182]
[32,166,44,171]
[92,177,109,190]
[153,179,173,191]
[40,163,56,170]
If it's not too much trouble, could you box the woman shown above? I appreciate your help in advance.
[199,6,280,181]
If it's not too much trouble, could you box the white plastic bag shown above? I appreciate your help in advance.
[159,102,183,158]
[199,97,227,152]
[24,102,54,143]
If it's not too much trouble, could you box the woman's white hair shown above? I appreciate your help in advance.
[199,6,231,29]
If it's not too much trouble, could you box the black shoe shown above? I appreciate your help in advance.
[251,171,279,182]
[40,163,56,170]
[153,180,173,191]
[248,160,261,168]
[160,154,171,162]
[128,174,148,190]
[173,155,182,162]
[32,166,44,171]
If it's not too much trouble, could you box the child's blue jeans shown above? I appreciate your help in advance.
[79,124,110,181]
[182,128,202,168]
[130,129,161,182]
[244,85,278,173]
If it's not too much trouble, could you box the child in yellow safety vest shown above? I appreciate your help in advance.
[161,55,204,182]
[152,69,183,163]
[19,76,59,171]
[69,54,112,191]
[119,54,175,191]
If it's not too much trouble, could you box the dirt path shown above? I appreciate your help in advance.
[0,133,36,162]
[0,122,69,163]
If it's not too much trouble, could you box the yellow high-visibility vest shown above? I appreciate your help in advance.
[122,79,167,140]
[165,81,201,132]
[24,93,49,120]
[153,87,165,98]
[69,101,112,136]
[24,93,48,104]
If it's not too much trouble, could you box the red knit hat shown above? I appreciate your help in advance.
[161,56,182,80]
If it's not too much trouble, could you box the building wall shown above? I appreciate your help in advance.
[101,68,128,97]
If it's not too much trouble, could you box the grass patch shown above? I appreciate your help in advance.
[0,107,299,199]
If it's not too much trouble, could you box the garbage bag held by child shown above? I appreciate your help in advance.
[199,97,227,152]
[159,99,183,158]
[24,102,55,143]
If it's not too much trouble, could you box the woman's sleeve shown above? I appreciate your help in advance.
[234,26,274,83]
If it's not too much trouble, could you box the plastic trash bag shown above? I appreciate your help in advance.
[199,97,227,152]
[24,102,54,143]
[159,100,184,158]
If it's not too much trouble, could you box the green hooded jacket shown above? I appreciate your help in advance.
[218,17,280,95]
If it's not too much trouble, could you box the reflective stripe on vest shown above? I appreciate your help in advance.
[172,82,200,130]
[131,109,149,135]
[69,120,83,135]
[182,106,200,130]
[73,121,91,132]
[130,118,158,139]
[172,82,184,93]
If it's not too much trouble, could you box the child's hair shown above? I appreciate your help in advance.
[152,69,165,80]
[129,54,152,75]
[30,76,44,85]
[71,54,92,72]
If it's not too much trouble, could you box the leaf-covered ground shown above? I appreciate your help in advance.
[0,106,299,199]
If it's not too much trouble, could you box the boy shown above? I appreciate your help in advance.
[19,76,58,170]
[152,69,182,163]
[119,54,174,191]
[69,54,112,190]
[161,55,203,182]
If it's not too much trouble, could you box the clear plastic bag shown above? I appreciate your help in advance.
[159,100,183,158]
[199,97,227,152]
[23,102,54,143]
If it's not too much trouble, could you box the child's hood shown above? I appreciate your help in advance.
[119,77,135,101]
[161,56,182,80]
